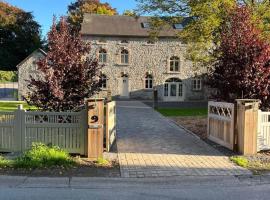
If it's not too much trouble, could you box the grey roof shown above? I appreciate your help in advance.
[16,49,47,68]
[81,14,182,37]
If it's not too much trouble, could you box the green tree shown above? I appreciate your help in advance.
[123,10,137,16]
[67,0,117,32]
[0,2,42,71]
[136,0,270,66]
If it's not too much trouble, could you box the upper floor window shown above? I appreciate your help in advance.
[100,74,107,89]
[121,49,129,64]
[145,74,153,89]
[192,78,202,91]
[99,49,107,63]
[170,56,180,72]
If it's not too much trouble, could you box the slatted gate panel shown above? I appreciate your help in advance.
[207,101,235,150]
[257,111,270,151]
[23,111,86,154]
[0,112,16,152]
[106,101,116,152]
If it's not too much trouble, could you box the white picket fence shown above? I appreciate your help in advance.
[0,106,87,155]
[257,110,270,151]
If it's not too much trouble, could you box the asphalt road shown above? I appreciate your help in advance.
[1,175,270,200]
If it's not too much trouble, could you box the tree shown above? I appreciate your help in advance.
[136,0,270,66]
[67,0,117,31]
[123,10,137,17]
[0,2,43,71]
[208,6,270,110]
[26,17,102,111]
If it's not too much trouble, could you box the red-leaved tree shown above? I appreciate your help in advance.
[25,17,102,111]
[208,6,270,110]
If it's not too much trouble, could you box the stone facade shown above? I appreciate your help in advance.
[17,49,45,100]
[17,38,208,102]
[87,36,208,101]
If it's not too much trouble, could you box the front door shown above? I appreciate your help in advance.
[120,77,129,98]
[163,78,184,101]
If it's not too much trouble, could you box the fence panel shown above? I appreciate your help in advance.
[106,101,116,152]
[0,112,16,152]
[0,108,87,155]
[207,101,235,150]
[257,110,270,151]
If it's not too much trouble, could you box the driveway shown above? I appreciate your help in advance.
[116,101,250,178]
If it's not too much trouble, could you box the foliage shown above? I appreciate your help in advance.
[123,10,137,17]
[0,71,17,83]
[0,156,12,168]
[14,143,75,169]
[156,108,207,116]
[136,0,270,66]
[95,157,110,166]
[0,101,37,111]
[230,156,249,168]
[26,17,102,111]
[67,0,117,31]
[0,1,43,71]
[208,6,270,110]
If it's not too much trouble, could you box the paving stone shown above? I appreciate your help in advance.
[116,101,251,178]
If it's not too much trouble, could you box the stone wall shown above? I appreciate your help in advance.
[18,37,208,102]
[85,36,208,101]
[18,51,45,100]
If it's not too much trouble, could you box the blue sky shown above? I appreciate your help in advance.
[5,0,137,37]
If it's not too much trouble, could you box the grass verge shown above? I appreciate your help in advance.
[0,143,75,169]
[231,155,270,174]
[0,101,37,111]
[156,108,207,117]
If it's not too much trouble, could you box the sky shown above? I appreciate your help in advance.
[4,0,137,37]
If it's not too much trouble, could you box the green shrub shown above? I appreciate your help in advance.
[230,156,249,168]
[14,143,75,169]
[0,156,12,168]
[0,71,18,83]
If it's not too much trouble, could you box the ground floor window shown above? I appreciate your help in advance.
[192,78,202,91]
[100,74,107,89]
[145,74,153,89]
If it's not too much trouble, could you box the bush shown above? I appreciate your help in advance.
[14,143,75,169]
[230,156,249,168]
[0,156,12,168]
[0,71,18,83]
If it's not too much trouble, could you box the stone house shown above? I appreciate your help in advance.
[18,15,208,102]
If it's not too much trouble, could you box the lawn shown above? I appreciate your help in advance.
[0,101,37,111]
[156,108,207,117]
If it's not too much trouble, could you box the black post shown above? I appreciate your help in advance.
[153,88,158,109]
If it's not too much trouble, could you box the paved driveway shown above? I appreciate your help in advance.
[116,101,250,178]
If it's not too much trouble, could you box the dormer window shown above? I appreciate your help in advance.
[141,22,150,28]
[121,40,129,44]
[173,24,183,30]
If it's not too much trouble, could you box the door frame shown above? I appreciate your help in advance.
[163,78,184,102]
[119,76,130,98]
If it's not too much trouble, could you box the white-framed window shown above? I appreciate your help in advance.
[192,78,202,91]
[145,74,153,89]
[121,49,129,64]
[169,56,180,72]
[100,74,107,89]
[98,49,107,63]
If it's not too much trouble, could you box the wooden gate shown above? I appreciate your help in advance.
[106,101,116,152]
[257,110,270,151]
[207,101,235,150]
